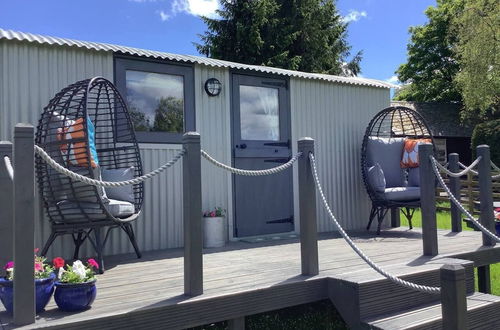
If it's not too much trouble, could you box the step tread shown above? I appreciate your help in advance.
[363,292,500,330]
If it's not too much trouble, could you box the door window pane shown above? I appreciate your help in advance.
[125,70,184,133]
[240,85,280,141]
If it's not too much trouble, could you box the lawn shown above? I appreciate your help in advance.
[400,207,500,296]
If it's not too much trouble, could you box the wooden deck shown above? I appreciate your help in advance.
[1,228,499,330]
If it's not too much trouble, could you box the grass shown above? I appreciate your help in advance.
[400,206,500,296]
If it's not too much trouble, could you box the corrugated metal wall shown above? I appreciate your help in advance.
[290,78,390,231]
[0,39,391,259]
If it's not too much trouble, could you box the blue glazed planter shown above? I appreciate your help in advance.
[54,279,96,312]
[495,221,500,236]
[0,272,55,315]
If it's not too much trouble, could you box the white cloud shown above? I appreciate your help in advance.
[386,75,399,84]
[172,0,220,18]
[158,10,170,21]
[342,10,367,23]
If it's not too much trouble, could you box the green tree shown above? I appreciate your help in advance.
[452,0,499,121]
[129,106,151,131]
[196,0,362,76]
[395,0,465,102]
[153,97,184,133]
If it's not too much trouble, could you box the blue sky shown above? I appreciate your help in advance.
[0,0,435,84]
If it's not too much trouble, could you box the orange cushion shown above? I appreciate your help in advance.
[400,138,432,168]
[57,118,97,168]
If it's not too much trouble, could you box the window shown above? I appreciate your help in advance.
[239,85,280,141]
[115,57,195,143]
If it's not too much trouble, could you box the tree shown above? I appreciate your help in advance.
[129,106,151,131]
[452,0,499,121]
[395,0,465,102]
[153,97,184,133]
[196,0,362,76]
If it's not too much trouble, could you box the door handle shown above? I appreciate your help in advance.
[236,143,247,149]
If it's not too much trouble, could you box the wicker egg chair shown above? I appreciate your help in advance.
[361,106,435,234]
[35,77,143,271]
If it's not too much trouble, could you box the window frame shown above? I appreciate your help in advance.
[114,56,195,144]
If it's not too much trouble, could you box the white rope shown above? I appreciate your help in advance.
[3,156,14,180]
[201,150,302,176]
[457,162,479,176]
[431,157,500,242]
[435,157,481,177]
[492,161,500,172]
[309,153,441,294]
[34,145,185,187]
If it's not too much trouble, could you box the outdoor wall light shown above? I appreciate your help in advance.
[204,78,222,96]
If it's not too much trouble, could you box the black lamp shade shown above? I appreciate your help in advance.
[204,78,222,96]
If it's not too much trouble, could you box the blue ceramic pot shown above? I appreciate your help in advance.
[0,272,56,315]
[54,279,96,312]
[495,221,500,236]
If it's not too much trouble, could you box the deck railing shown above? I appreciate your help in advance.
[0,125,497,329]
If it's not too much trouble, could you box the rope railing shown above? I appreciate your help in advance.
[457,162,479,176]
[3,155,14,180]
[430,156,500,243]
[201,150,302,176]
[309,153,441,294]
[457,161,500,179]
[434,157,481,177]
[34,145,185,187]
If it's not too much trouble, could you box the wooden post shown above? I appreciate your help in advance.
[477,265,491,294]
[448,153,462,232]
[390,208,400,228]
[228,316,245,330]
[419,143,438,256]
[476,145,495,247]
[183,132,203,296]
[467,172,474,215]
[297,138,319,276]
[440,264,467,330]
[0,141,14,269]
[13,124,36,325]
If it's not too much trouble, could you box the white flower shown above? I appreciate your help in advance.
[72,260,87,280]
[58,267,65,280]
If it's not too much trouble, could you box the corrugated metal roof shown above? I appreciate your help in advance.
[0,28,396,89]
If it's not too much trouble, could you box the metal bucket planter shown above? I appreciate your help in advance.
[54,279,97,312]
[0,272,56,314]
[203,217,226,248]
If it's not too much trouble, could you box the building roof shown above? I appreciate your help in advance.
[391,101,473,138]
[0,28,396,89]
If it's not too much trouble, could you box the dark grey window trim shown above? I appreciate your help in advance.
[114,56,195,144]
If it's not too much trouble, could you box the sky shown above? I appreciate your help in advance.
[0,0,436,84]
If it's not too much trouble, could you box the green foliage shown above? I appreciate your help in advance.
[129,106,151,132]
[196,0,362,76]
[453,0,499,121]
[153,96,184,133]
[471,119,500,164]
[58,261,96,284]
[395,0,464,102]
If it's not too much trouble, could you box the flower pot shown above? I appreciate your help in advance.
[54,279,97,312]
[203,216,226,248]
[495,221,500,236]
[0,272,55,315]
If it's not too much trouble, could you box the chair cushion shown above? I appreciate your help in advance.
[401,138,432,168]
[384,187,420,201]
[408,168,420,187]
[50,199,134,220]
[366,137,405,187]
[102,167,135,203]
[106,199,135,217]
[367,163,386,192]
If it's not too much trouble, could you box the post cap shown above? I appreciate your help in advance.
[440,263,466,281]
[14,123,35,137]
[298,137,315,150]
[182,131,201,143]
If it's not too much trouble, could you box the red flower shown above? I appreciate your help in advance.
[52,257,65,269]
[87,259,99,269]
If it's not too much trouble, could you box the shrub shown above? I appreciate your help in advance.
[471,119,500,165]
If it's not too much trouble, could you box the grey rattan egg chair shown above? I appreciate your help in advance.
[35,77,143,271]
[361,106,435,234]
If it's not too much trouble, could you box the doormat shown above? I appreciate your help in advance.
[239,233,298,244]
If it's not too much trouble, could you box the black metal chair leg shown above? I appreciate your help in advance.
[93,228,105,274]
[367,206,377,231]
[376,209,384,235]
[41,231,58,257]
[122,223,142,259]
[72,232,85,260]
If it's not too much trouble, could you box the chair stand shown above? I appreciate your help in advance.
[366,205,390,235]
[41,223,141,274]
[401,207,416,230]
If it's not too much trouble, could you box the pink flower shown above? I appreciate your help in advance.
[34,248,40,254]
[87,259,99,269]
[210,211,216,217]
[4,261,14,270]
[35,262,43,272]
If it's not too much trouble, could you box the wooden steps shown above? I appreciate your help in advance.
[363,292,500,330]
[328,258,477,329]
